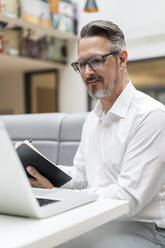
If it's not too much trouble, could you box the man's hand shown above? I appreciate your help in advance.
[27,166,53,189]
[15,142,53,189]
[15,141,22,149]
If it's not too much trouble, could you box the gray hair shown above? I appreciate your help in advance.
[80,20,126,50]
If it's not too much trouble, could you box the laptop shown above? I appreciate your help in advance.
[0,122,96,219]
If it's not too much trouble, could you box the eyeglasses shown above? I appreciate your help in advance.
[71,51,119,73]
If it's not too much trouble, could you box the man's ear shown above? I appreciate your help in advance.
[119,50,128,71]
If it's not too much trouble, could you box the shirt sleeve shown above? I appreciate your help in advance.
[93,110,165,217]
[57,122,88,189]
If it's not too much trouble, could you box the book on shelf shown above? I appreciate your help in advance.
[0,0,18,18]
[16,140,72,187]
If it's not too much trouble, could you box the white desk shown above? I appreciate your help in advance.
[0,199,129,248]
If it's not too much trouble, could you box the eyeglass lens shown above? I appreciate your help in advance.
[78,56,104,72]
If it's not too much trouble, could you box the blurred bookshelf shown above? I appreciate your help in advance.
[0,0,78,114]
[0,53,65,74]
[0,13,77,40]
[0,0,78,71]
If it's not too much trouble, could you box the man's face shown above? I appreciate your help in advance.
[78,36,124,100]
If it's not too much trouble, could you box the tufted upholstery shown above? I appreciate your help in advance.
[0,112,88,166]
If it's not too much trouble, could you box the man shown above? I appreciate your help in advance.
[27,20,165,247]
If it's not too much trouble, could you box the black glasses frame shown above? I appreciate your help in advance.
[71,50,119,73]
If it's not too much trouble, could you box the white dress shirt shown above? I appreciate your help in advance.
[59,81,165,227]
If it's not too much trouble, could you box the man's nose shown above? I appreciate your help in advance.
[84,64,95,76]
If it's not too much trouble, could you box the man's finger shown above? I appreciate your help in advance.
[29,178,42,188]
[27,166,42,180]
[15,141,22,149]
[27,166,53,189]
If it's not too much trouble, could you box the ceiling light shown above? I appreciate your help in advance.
[84,0,99,13]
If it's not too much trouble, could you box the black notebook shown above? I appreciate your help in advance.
[16,140,72,187]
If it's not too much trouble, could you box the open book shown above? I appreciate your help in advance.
[16,140,72,187]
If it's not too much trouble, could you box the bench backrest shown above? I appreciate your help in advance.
[0,113,87,166]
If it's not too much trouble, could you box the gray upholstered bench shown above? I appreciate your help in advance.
[0,113,88,166]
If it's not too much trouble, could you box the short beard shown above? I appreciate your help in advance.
[87,56,119,100]
[88,78,118,100]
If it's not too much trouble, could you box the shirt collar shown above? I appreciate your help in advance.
[94,81,136,120]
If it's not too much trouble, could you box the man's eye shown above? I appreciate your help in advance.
[91,58,102,65]
[79,62,86,68]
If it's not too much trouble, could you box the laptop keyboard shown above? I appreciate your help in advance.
[36,198,60,207]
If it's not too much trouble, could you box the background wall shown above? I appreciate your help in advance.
[0,73,25,114]
[58,39,88,113]
[78,0,165,60]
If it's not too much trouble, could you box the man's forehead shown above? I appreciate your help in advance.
[78,36,111,47]
[78,36,111,59]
